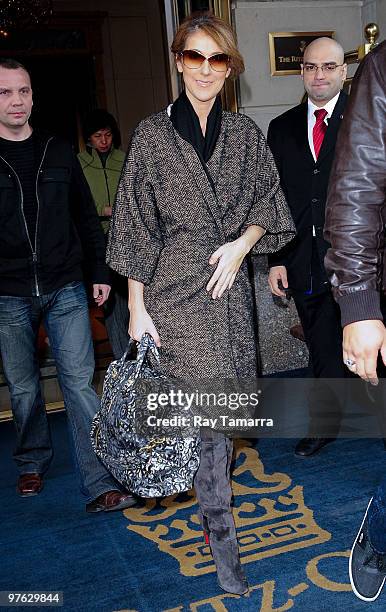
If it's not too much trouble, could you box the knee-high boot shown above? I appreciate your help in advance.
[194,428,248,595]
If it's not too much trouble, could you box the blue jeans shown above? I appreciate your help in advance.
[0,281,120,502]
[366,307,386,554]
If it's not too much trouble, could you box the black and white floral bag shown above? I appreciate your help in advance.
[90,334,201,498]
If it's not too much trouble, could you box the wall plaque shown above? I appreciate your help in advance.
[269,31,335,76]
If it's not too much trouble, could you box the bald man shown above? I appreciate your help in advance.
[267,37,348,457]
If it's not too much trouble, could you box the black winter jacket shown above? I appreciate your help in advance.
[0,132,110,296]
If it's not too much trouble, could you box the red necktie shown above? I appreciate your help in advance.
[313,108,327,159]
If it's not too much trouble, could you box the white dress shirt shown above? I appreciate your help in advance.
[307,92,340,162]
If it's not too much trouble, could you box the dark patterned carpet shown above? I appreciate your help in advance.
[1,410,385,612]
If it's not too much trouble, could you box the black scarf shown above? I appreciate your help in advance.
[170,91,222,165]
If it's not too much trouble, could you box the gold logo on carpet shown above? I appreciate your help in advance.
[124,440,330,577]
[115,552,351,611]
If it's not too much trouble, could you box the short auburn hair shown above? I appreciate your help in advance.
[171,11,245,78]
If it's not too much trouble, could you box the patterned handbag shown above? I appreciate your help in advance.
[90,334,201,498]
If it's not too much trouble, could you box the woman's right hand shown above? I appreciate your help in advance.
[128,307,161,347]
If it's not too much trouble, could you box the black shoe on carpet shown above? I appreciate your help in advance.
[294,437,333,457]
[349,497,386,602]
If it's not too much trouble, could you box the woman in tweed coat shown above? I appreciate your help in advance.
[107,12,295,595]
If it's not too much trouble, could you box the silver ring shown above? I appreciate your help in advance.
[344,358,356,367]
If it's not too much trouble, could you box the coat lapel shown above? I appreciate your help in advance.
[316,91,347,164]
[293,103,315,168]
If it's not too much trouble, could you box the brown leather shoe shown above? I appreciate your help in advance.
[290,323,306,342]
[17,473,43,497]
[86,490,136,513]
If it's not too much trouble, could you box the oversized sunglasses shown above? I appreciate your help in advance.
[178,49,230,72]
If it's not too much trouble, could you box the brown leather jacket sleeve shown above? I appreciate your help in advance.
[324,42,386,327]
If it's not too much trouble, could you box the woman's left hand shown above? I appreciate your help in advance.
[206,237,249,299]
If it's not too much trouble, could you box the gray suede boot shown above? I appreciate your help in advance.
[195,429,248,595]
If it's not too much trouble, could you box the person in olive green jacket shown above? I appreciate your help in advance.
[78,109,128,358]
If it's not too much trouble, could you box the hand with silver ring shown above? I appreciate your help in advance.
[343,320,386,385]
[344,358,356,367]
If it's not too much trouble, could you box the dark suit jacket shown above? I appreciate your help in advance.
[267,91,347,293]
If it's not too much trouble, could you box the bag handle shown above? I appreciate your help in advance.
[121,333,160,379]
[121,337,136,361]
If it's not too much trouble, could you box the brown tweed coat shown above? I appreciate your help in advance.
[106,110,295,380]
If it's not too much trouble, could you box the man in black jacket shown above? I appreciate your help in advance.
[324,42,386,603]
[267,37,348,457]
[0,58,134,512]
